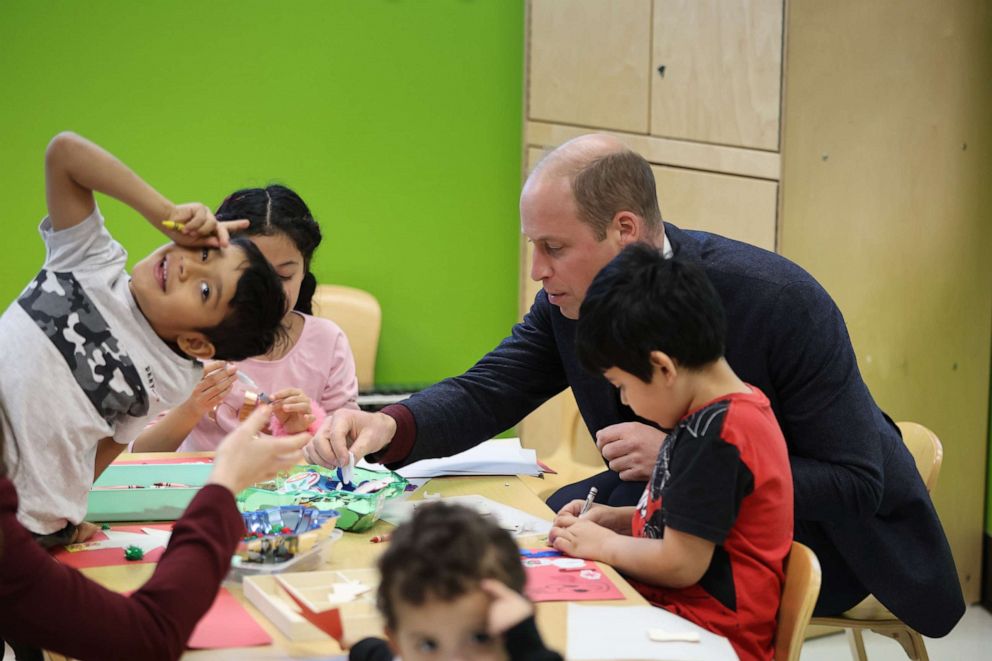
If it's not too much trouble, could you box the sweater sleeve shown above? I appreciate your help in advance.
[768,281,885,522]
[0,479,243,661]
[503,616,563,661]
[377,291,568,467]
[348,637,396,661]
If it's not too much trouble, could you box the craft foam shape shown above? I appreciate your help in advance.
[276,576,344,642]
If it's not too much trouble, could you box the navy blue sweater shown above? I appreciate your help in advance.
[382,223,963,637]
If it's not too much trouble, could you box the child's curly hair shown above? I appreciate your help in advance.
[376,502,526,629]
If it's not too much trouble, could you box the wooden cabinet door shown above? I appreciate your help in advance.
[528,0,652,133]
[652,165,778,251]
[651,0,783,150]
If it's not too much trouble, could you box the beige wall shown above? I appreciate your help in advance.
[780,0,992,602]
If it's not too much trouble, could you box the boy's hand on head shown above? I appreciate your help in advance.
[182,361,237,417]
[304,410,395,468]
[480,578,534,636]
[549,514,615,562]
[596,422,666,482]
[271,388,316,434]
[208,405,308,494]
[162,202,250,248]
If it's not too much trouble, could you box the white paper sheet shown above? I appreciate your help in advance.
[381,438,543,478]
[566,604,738,660]
[380,494,552,537]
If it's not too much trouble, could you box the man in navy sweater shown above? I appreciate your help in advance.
[308,134,964,635]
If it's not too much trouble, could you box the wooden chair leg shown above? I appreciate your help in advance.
[846,628,868,661]
[870,627,929,661]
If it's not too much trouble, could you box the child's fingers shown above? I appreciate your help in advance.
[479,578,515,600]
[271,387,305,400]
[238,404,273,436]
[267,432,311,467]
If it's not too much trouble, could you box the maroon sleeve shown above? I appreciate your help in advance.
[370,403,416,465]
[0,479,243,661]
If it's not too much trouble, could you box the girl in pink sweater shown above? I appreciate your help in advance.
[133,185,359,452]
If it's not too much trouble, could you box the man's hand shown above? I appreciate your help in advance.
[549,513,616,562]
[305,409,396,468]
[271,388,316,434]
[162,202,249,249]
[596,422,666,481]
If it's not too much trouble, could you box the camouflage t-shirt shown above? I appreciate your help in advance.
[0,207,200,534]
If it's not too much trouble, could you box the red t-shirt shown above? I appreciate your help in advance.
[630,387,794,661]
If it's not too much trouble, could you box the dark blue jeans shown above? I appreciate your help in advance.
[546,469,646,513]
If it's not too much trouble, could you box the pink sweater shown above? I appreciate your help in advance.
[179,313,359,451]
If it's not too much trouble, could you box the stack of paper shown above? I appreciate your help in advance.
[362,438,543,479]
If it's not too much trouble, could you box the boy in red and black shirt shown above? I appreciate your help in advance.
[550,244,794,661]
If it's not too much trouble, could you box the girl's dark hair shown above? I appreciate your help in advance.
[577,244,726,382]
[215,185,322,314]
[376,502,526,629]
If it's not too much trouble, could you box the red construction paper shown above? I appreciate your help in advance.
[187,587,272,649]
[537,460,557,474]
[51,523,173,569]
[522,550,625,602]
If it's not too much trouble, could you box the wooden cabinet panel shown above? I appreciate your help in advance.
[651,0,783,150]
[528,0,652,133]
[652,165,778,251]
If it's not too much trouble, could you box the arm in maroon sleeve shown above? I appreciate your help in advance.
[0,478,243,661]
[367,403,416,466]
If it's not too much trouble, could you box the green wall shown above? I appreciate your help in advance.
[0,1,524,388]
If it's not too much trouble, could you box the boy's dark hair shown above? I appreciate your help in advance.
[577,244,726,382]
[198,237,287,361]
[376,502,526,629]
[216,185,322,314]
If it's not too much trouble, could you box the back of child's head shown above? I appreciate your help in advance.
[376,502,526,629]
[577,243,726,382]
[201,237,287,361]
[216,185,322,314]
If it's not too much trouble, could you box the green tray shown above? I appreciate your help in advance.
[87,463,214,522]
[236,465,408,532]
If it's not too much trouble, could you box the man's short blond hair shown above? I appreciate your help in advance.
[571,149,663,240]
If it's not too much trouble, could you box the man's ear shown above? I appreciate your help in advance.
[613,210,646,246]
[649,350,678,385]
[177,333,216,360]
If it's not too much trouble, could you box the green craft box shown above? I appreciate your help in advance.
[86,463,215,522]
